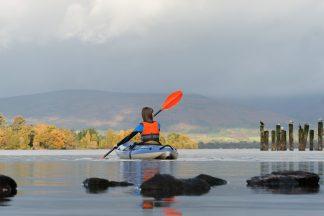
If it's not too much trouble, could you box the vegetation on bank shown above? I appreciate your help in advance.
[0,114,198,150]
[188,128,259,144]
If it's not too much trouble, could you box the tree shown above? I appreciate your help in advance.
[77,128,99,140]
[0,114,6,128]
[77,128,100,149]
[12,116,26,132]
[166,133,198,149]
[33,124,77,149]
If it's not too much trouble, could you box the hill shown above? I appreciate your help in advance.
[0,90,290,132]
[232,94,324,124]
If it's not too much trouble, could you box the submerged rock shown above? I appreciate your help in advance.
[140,174,226,198]
[0,175,17,198]
[83,178,133,193]
[247,171,320,194]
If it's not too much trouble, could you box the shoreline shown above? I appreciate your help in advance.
[0,149,323,162]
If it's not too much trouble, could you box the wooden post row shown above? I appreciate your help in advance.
[260,121,323,151]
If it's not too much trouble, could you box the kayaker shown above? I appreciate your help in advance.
[115,107,160,146]
[101,90,182,159]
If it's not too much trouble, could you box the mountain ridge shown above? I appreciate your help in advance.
[0,89,292,132]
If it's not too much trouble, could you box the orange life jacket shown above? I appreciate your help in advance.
[141,121,160,143]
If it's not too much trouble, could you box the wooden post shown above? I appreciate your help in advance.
[280,130,287,151]
[271,130,276,151]
[288,121,294,151]
[318,120,323,151]
[298,125,303,151]
[302,123,309,151]
[309,130,314,151]
[260,121,265,150]
[263,131,269,151]
[276,124,281,151]
[284,130,287,151]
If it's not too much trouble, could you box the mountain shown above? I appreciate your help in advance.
[231,94,324,124]
[0,90,290,132]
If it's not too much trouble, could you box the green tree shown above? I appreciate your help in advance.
[77,128,99,139]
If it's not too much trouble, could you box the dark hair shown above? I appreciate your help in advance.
[142,107,154,123]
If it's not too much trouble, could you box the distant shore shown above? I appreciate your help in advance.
[199,142,259,149]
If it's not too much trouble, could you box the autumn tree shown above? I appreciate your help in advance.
[78,128,101,149]
[33,124,77,149]
[0,114,198,150]
[165,133,198,149]
[0,114,6,128]
[12,116,26,132]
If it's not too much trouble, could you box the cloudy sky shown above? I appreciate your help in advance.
[0,0,323,98]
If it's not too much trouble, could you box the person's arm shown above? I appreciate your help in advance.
[116,123,143,146]
[116,131,139,146]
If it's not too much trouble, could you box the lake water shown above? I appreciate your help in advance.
[1,149,324,216]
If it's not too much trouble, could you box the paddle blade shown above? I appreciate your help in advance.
[161,90,183,110]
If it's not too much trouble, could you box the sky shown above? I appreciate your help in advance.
[0,0,324,98]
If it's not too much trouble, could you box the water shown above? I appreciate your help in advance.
[1,150,324,216]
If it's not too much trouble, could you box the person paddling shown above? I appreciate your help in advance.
[114,107,161,147]
[101,90,183,159]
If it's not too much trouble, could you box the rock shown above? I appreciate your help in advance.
[247,171,320,194]
[195,174,227,186]
[0,175,17,198]
[83,178,133,193]
[141,174,184,197]
[140,174,226,198]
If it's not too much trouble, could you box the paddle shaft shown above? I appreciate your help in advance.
[102,146,116,159]
[154,109,162,117]
[102,110,163,159]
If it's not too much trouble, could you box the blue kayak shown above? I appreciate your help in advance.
[115,142,178,160]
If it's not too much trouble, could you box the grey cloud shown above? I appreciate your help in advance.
[0,0,324,98]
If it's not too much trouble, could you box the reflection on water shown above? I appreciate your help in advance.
[1,156,324,215]
[260,161,324,177]
[257,162,323,194]
[120,161,182,215]
[0,198,11,206]
[120,160,175,185]
[142,198,182,216]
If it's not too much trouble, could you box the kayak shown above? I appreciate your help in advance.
[116,142,178,160]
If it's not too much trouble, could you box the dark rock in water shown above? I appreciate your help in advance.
[140,174,227,198]
[181,177,211,195]
[141,174,184,197]
[247,171,319,187]
[83,178,133,193]
[0,175,17,198]
[195,174,227,186]
[247,171,320,194]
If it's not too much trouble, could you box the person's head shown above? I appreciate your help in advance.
[142,107,154,123]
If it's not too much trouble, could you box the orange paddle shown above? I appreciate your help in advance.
[154,90,183,116]
[101,90,183,159]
